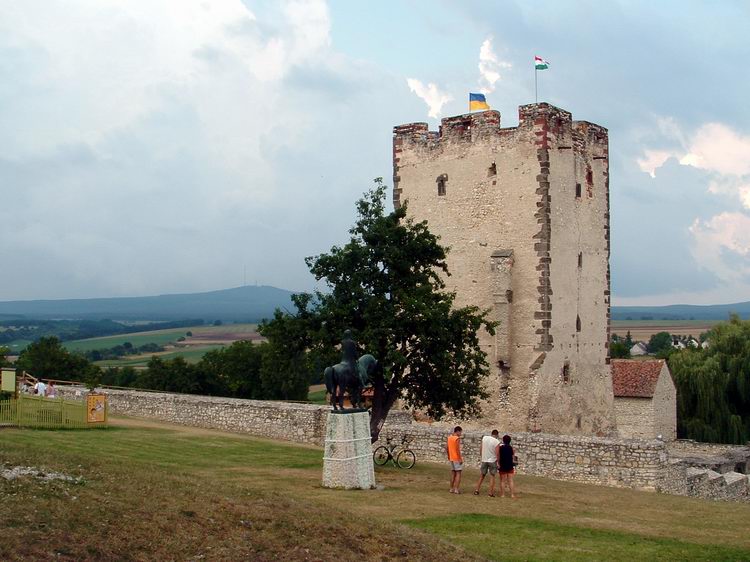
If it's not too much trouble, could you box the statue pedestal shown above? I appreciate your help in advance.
[322,410,375,489]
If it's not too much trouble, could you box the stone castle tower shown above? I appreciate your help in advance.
[392,103,615,436]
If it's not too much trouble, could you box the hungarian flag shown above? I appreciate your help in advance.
[535,56,549,70]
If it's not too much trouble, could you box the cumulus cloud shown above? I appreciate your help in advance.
[690,212,750,283]
[0,0,390,299]
[638,120,750,208]
[637,149,674,178]
[639,120,750,178]
[477,37,511,94]
[406,78,452,118]
[632,116,750,302]
[681,123,750,177]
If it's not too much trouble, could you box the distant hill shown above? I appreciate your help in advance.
[0,286,296,322]
[612,301,750,321]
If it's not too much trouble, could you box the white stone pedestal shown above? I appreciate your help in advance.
[322,410,376,489]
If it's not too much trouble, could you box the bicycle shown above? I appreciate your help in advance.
[372,435,416,469]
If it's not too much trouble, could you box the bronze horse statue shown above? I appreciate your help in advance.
[324,354,378,410]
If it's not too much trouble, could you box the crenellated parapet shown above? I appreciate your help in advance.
[393,103,607,155]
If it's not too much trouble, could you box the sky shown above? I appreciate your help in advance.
[1,0,749,306]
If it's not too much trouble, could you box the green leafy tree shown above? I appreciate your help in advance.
[270,180,496,441]
[0,345,9,367]
[100,366,139,387]
[258,293,326,401]
[648,331,673,355]
[137,357,202,394]
[200,340,265,399]
[624,330,633,348]
[17,336,98,382]
[668,315,750,443]
[609,339,630,359]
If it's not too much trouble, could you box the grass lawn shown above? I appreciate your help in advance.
[308,387,327,405]
[3,339,32,353]
[2,418,750,561]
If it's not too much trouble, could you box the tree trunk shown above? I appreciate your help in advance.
[370,383,398,443]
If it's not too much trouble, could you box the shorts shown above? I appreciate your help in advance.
[450,461,463,471]
[480,462,497,476]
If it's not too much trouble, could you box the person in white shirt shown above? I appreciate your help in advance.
[473,429,501,497]
[34,380,47,397]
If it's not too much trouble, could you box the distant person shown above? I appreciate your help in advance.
[34,379,47,397]
[498,434,517,499]
[446,426,463,494]
[46,381,57,399]
[474,429,501,497]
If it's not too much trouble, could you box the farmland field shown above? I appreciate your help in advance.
[93,345,226,368]
[611,320,717,342]
[61,323,261,368]
[63,323,258,352]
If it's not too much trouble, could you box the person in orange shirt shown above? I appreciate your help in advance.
[446,426,463,494]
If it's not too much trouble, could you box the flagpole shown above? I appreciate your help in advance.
[535,68,538,103]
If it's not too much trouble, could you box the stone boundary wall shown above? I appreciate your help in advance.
[55,386,411,446]
[53,387,749,501]
[375,425,669,491]
[57,386,673,491]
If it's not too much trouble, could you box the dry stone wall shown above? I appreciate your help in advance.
[56,386,410,446]
[56,387,748,501]
[376,425,668,491]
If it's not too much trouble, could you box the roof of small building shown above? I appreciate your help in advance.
[611,359,665,398]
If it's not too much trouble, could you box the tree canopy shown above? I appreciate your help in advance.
[264,179,496,440]
[648,331,673,355]
[17,336,98,382]
[668,315,750,443]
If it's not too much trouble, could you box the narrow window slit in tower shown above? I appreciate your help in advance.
[575,183,581,198]
[437,174,447,196]
[488,162,497,177]
[578,252,582,268]
[576,315,581,332]
[562,361,570,384]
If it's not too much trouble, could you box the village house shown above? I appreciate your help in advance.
[630,341,649,356]
[611,359,676,440]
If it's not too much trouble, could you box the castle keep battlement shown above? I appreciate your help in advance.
[393,105,606,168]
[393,103,614,436]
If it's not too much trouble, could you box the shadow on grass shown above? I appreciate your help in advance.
[404,512,750,562]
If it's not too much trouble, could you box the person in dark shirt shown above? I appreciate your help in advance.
[497,434,517,499]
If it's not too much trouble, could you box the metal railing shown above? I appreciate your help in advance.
[0,394,106,429]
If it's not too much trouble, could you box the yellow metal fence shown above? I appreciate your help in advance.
[0,395,107,429]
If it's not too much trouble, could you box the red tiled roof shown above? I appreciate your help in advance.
[611,359,665,398]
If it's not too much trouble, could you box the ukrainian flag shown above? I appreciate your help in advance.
[469,93,490,111]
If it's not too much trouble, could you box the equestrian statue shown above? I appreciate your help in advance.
[324,329,378,410]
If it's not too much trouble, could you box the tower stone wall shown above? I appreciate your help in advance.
[392,103,615,436]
